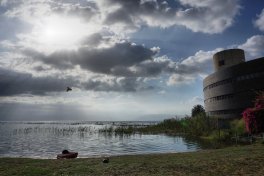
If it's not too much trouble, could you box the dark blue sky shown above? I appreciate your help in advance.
[130,0,264,60]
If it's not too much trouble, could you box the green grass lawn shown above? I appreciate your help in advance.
[1,144,264,176]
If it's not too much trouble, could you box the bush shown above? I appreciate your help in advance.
[230,119,246,136]
[207,130,231,141]
[242,91,264,134]
[185,113,211,136]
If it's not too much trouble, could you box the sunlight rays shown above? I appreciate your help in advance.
[31,15,100,53]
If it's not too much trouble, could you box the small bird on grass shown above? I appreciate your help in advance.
[66,87,72,92]
[102,157,109,163]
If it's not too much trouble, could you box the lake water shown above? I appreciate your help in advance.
[0,121,201,159]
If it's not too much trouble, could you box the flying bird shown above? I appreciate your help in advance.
[66,87,72,92]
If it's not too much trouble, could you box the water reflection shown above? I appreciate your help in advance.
[0,121,201,159]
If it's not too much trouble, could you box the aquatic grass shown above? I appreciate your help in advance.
[98,118,191,135]
[97,116,250,147]
[114,126,136,135]
[12,125,98,137]
[99,126,115,133]
[9,118,250,146]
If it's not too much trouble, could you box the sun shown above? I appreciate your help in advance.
[34,15,98,52]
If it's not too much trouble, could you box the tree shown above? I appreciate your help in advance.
[191,104,205,117]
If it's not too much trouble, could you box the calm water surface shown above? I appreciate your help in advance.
[0,121,201,159]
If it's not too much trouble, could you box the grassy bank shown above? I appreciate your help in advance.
[1,144,264,176]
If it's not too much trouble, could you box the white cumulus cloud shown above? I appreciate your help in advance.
[238,35,264,59]
[254,9,264,31]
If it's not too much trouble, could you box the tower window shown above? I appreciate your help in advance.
[218,60,225,66]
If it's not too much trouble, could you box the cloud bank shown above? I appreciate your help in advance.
[1,32,264,97]
[99,0,240,34]
[3,0,240,35]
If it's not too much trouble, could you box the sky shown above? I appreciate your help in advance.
[0,0,264,121]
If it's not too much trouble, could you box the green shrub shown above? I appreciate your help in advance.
[185,113,211,136]
[230,119,246,136]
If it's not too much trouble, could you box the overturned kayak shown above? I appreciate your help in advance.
[57,152,78,159]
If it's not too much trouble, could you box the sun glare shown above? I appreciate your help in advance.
[35,15,98,52]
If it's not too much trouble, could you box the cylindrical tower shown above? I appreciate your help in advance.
[203,49,264,120]
[213,49,245,72]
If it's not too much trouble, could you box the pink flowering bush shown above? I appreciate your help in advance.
[242,92,264,134]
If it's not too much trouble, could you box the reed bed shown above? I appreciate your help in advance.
[12,126,98,136]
